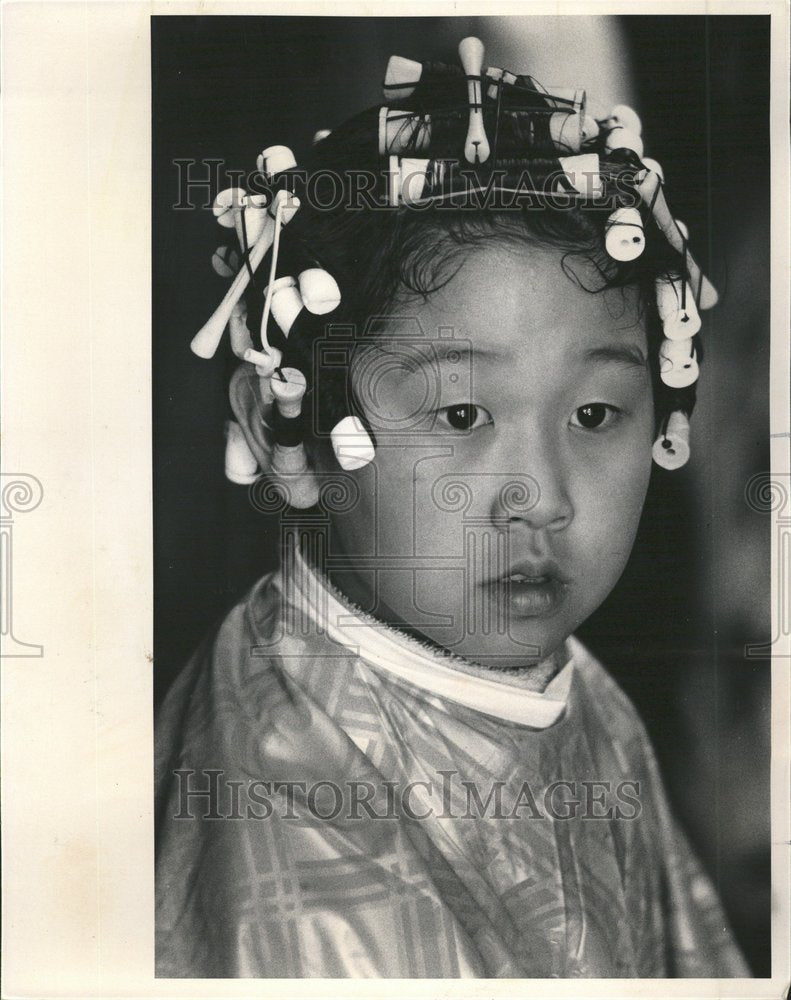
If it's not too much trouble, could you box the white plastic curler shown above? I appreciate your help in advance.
[212,187,246,228]
[378,108,431,156]
[485,66,503,101]
[582,116,600,142]
[605,207,645,261]
[331,415,376,471]
[312,129,332,145]
[244,347,277,368]
[244,345,283,406]
[234,193,269,250]
[659,337,699,388]
[265,276,305,335]
[383,55,423,101]
[459,37,490,165]
[191,189,301,359]
[270,367,319,508]
[558,154,603,198]
[652,411,691,470]
[225,420,260,485]
[544,88,586,114]
[229,301,254,360]
[211,246,239,278]
[397,157,431,205]
[641,157,664,182]
[604,126,644,159]
[549,112,583,154]
[604,104,642,136]
[298,269,342,315]
[636,170,718,310]
[270,445,320,508]
[257,144,297,177]
[656,278,701,340]
[271,366,308,418]
[387,154,402,207]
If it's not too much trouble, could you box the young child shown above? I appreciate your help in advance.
[155,38,749,978]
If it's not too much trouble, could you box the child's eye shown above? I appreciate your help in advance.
[435,403,493,432]
[570,403,621,430]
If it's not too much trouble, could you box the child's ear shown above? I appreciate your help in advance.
[228,364,276,471]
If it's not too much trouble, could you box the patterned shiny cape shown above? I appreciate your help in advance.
[155,564,748,978]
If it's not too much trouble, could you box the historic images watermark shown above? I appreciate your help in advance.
[744,471,791,658]
[1,474,44,658]
[172,158,642,214]
[172,768,642,823]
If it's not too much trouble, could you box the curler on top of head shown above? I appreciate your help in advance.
[458,36,490,164]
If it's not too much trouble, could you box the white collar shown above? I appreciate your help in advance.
[281,545,575,729]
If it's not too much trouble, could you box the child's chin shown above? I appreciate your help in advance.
[448,627,571,672]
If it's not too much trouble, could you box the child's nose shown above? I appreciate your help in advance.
[490,446,574,533]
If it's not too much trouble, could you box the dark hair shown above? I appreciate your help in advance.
[244,98,700,446]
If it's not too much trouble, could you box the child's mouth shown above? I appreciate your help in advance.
[482,564,569,617]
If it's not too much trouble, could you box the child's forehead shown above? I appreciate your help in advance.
[381,242,647,361]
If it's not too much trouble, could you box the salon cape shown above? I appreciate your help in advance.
[155,551,749,978]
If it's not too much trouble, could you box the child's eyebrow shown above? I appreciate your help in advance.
[583,344,648,370]
[375,343,509,375]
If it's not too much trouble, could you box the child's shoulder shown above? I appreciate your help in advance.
[566,635,654,746]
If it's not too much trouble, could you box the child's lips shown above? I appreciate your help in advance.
[481,561,570,618]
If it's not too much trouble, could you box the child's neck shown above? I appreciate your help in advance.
[319,561,567,694]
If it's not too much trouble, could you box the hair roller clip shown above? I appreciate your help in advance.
[652,411,691,470]
[228,300,254,360]
[212,187,246,228]
[383,55,423,101]
[383,54,463,103]
[659,337,699,388]
[257,144,298,178]
[211,246,239,278]
[604,126,644,159]
[641,157,664,182]
[398,157,431,205]
[387,157,446,206]
[331,415,376,471]
[458,37,490,164]
[656,277,701,340]
[558,154,603,198]
[605,207,645,261]
[544,88,586,114]
[603,104,642,136]
[378,108,431,156]
[191,188,301,359]
[243,345,283,406]
[387,154,403,207]
[271,366,307,420]
[485,66,503,101]
[265,276,305,336]
[297,269,342,315]
[549,112,583,154]
[234,192,269,251]
[244,345,282,371]
[582,117,600,142]
[225,419,260,485]
[635,171,718,310]
[270,366,320,508]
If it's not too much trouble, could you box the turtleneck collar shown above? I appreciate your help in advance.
[277,541,576,729]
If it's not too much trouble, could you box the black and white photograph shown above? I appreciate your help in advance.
[1,3,789,996]
[153,12,774,980]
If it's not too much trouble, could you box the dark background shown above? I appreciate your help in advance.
[153,15,771,974]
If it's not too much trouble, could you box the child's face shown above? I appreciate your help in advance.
[327,242,655,669]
